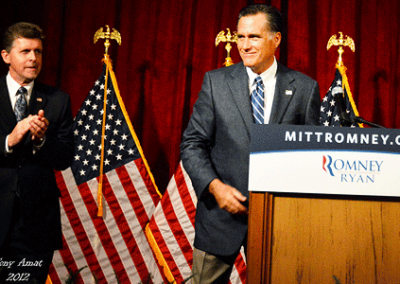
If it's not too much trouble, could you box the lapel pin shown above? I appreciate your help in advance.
[285,90,293,96]
[37,97,43,102]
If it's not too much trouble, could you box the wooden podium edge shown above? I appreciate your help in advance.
[247,191,274,283]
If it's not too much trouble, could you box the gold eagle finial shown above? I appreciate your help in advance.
[94,25,121,55]
[215,28,238,67]
[327,32,355,66]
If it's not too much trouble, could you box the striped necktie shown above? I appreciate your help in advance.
[15,87,28,122]
[251,76,264,124]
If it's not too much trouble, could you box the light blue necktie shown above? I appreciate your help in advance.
[15,87,27,122]
[251,76,264,124]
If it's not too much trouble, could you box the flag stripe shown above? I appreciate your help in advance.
[147,162,247,283]
[56,171,105,282]
[102,174,149,283]
[115,164,150,228]
[78,179,131,282]
[48,263,62,284]
[106,166,163,282]
[162,190,193,265]
[235,251,247,283]
[135,158,161,207]
[174,165,196,227]
[149,221,185,283]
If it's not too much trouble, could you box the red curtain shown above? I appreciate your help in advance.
[2,0,400,192]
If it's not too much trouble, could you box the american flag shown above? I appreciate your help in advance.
[48,58,164,284]
[320,68,360,127]
[146,162,247,284]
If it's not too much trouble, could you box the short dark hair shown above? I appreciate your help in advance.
[238,4,283,34]
[3,22,44,52]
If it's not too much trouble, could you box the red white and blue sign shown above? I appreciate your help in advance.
[249,124,400,197]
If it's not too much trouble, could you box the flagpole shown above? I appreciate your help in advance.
[94,26,122,217]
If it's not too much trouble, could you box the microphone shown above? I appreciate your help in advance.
[331,86,352,126]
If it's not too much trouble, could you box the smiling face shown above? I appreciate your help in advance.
[237,13,281,74]
[1,37,43,86]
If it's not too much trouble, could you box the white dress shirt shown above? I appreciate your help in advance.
[5,73,35,153]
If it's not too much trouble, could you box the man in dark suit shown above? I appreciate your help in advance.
[0,22,74,284]
[180,4,320,284]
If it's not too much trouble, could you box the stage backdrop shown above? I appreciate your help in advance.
[1,0,400,192]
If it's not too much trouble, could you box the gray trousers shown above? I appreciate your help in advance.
[192,247,241,284]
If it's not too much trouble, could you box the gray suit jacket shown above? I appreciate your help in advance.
[180,61,320,256]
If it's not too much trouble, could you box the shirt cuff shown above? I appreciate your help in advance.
[5,135,13,154]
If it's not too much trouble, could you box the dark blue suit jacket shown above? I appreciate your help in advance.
[0,75,74,252]
[180,62,320,256]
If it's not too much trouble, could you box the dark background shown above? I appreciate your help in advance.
[1,0,399,192]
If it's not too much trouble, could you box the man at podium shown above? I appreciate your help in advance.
[180,4,320,283]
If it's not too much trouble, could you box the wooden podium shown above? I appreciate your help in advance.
[247,125,400,283]
[247,191,400,283]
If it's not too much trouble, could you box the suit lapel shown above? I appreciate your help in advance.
[269,63,296,124]
[29,83,47,115]
[226,63,253,136]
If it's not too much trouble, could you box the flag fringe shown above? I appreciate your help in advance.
[103,56,162,199]
[45,275,53,284]
[145,223,176,283]
[336,63,363,128]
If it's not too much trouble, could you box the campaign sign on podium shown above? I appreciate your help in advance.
[249,124,400,197]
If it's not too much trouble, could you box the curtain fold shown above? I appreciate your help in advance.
[1,0,400,191]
